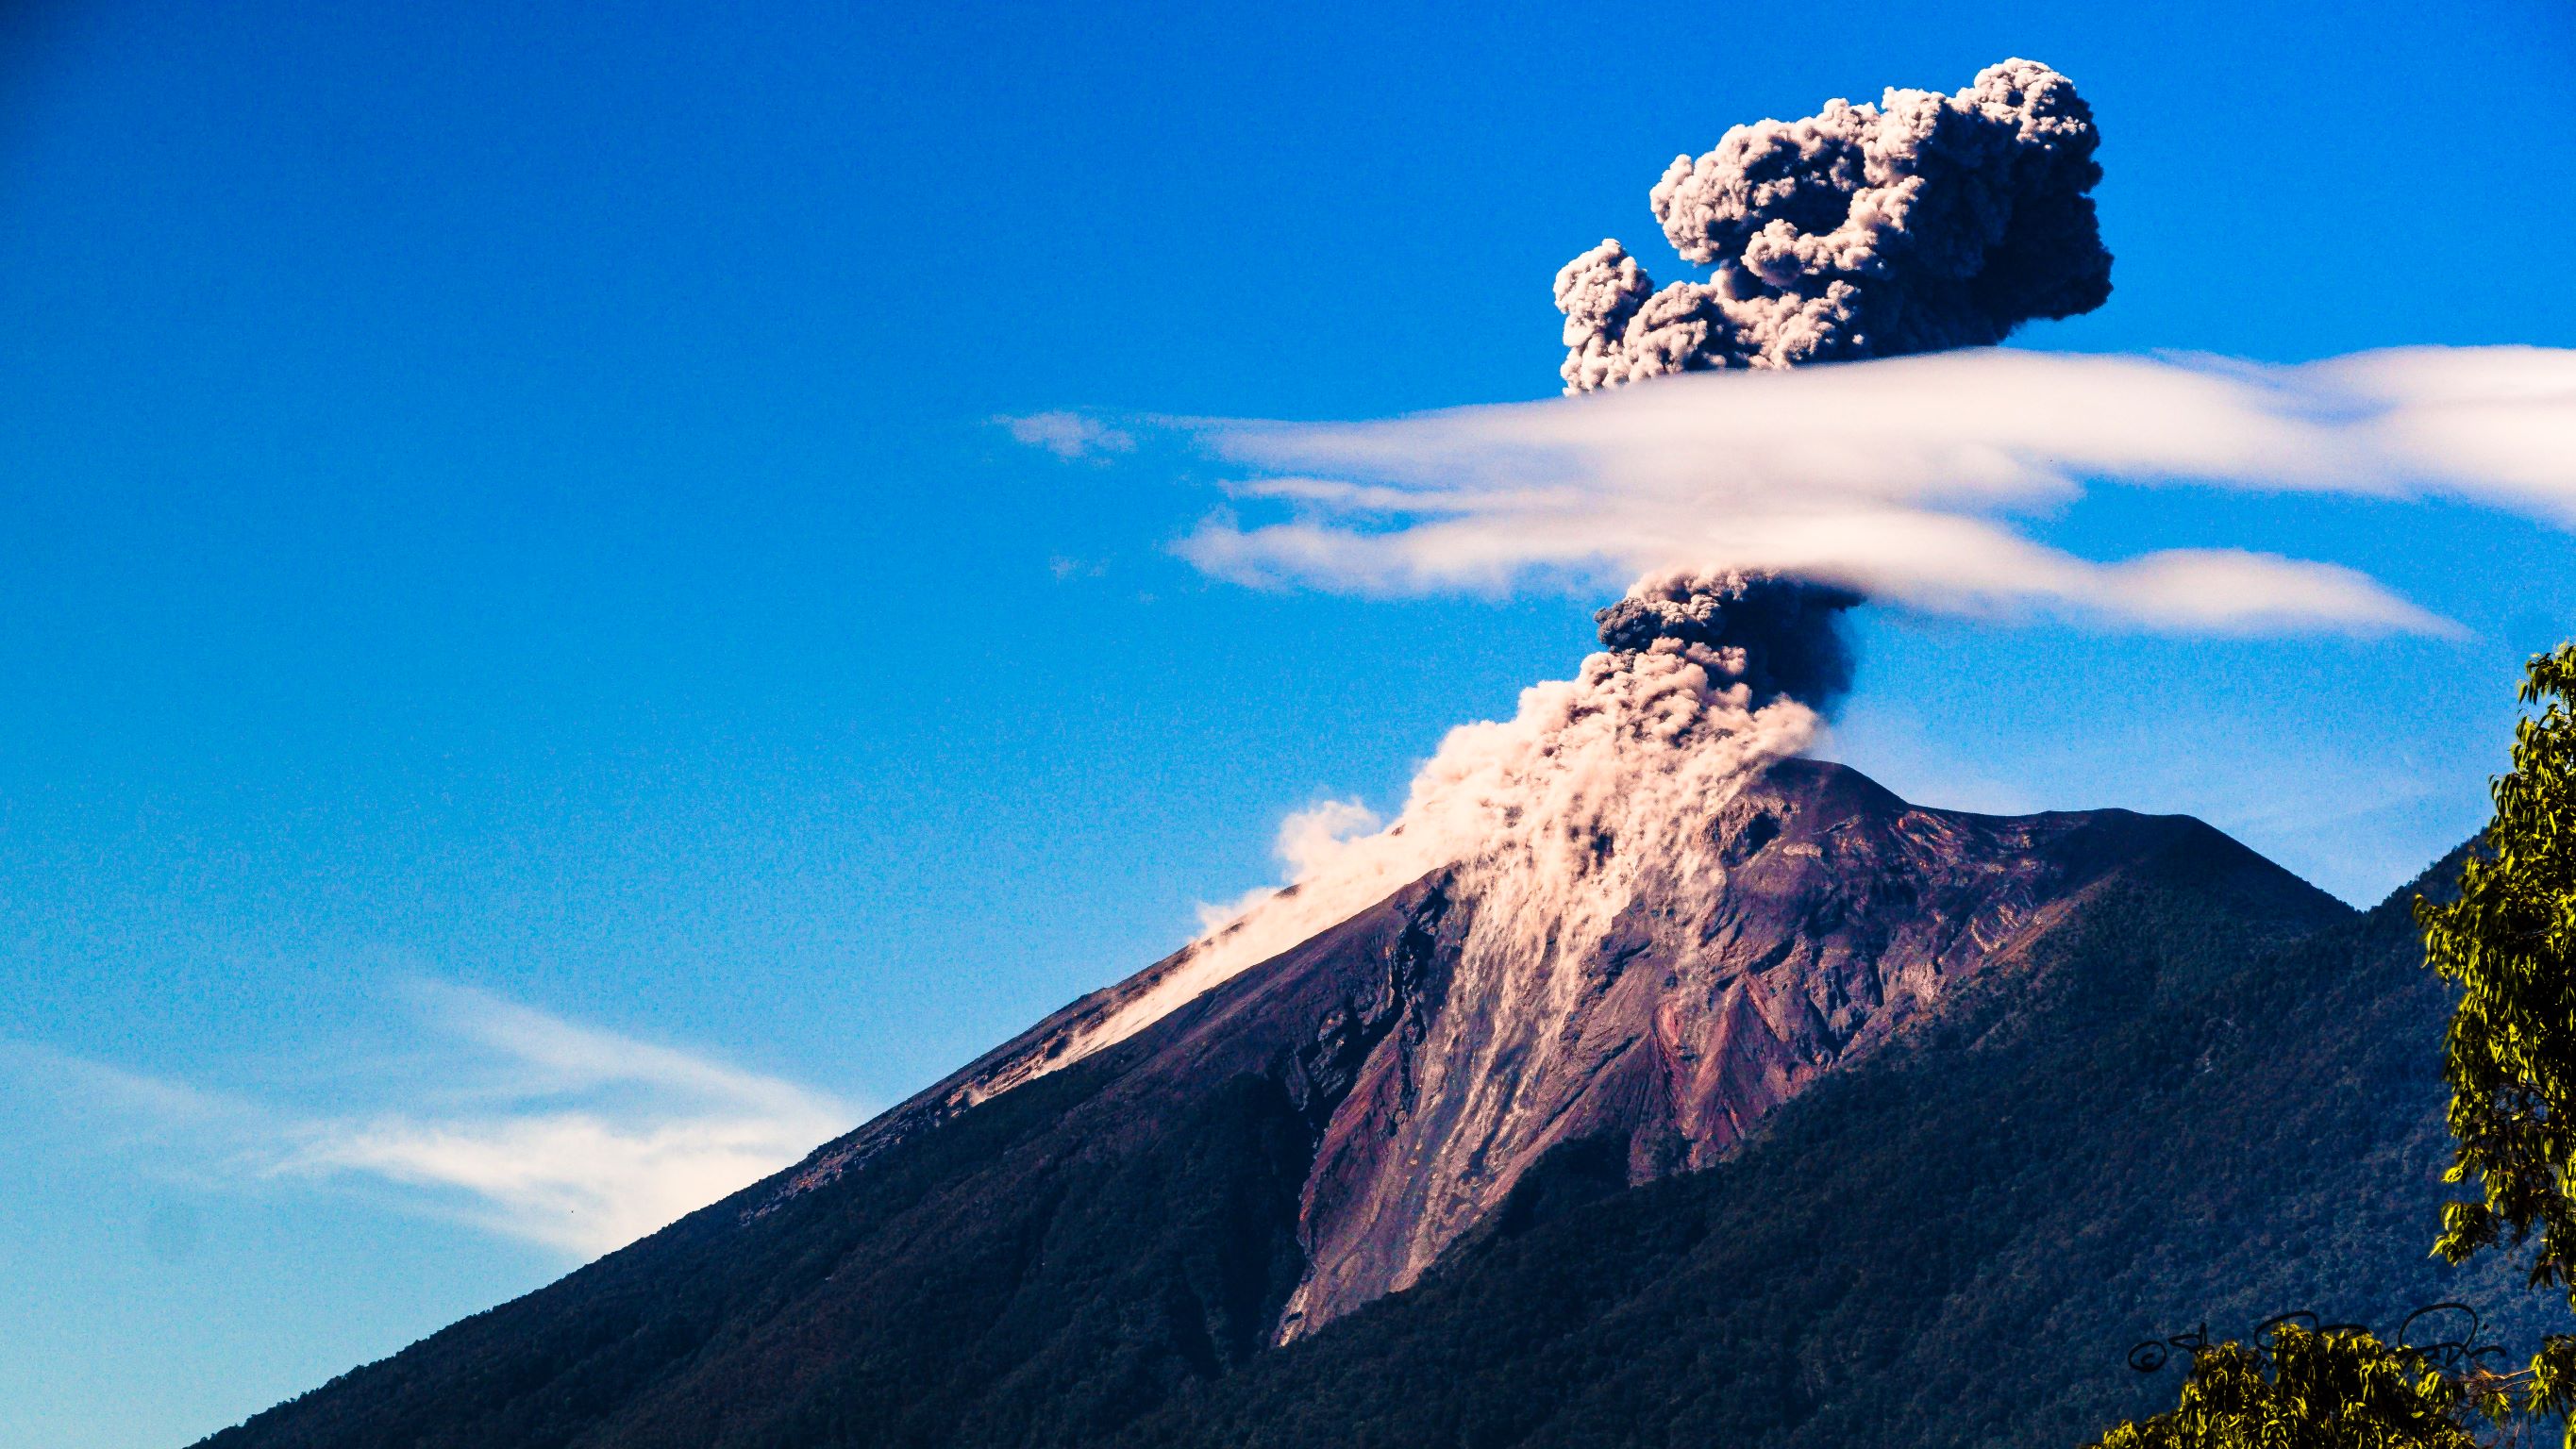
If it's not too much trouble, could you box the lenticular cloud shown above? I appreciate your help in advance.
[1556,58,2112,390]
[1171,344,2576,635]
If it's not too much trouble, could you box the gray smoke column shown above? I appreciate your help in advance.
[1555,58,2112,391]
[1594,570,1862,712]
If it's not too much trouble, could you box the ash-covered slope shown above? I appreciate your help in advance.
[1273,759,2298,1338]
[197,762,2336,1449]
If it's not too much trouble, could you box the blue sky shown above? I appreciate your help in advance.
[1,2,2572,1444]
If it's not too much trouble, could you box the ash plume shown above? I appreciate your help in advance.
[1594,570,1861,711]
[1556,58,2112,391]
[1007,63,2120,1091]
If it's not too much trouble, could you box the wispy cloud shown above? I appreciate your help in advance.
[998,410,1135,460]
[0,1040,261,1164]
[1055,345,2574,636]
[272,985,851,1256]
[3,986,854,1259]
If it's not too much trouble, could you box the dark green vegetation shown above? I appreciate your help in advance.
[200,809,2561,1449]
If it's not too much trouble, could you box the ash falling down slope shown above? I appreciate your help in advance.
[760,570,2115,1344]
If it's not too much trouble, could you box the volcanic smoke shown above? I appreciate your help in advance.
[1029,59,2107,1083]
[1555,58,2111,390]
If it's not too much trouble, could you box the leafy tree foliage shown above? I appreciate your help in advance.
[2420,642,2576,1437]
[2084,1324,2492,1449]
[2420,645,2576,1296]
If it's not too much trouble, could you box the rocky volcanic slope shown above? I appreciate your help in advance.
[202,761,2367,1449]
[1268,761,2270,1338]
[755,758,2247,1343]
[1113,846,2569,1449]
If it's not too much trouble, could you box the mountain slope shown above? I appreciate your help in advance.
[1112,848,2564,1449]
[198,761,2350,1449]
[201,878,1457,1449]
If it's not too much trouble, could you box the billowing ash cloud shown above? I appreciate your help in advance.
[1032,569,1844,1076]
[984,67,2550,1105]
[1557,58,2111,391]
[1593,570,1861,712]
[1000,66,2116,1084]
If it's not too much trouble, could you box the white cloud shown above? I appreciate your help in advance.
[3,987,854,1260]
[274,986,851,1256]
[1141,345,2576,635]
[999,410,1136,460]
[280,1108,829,1257]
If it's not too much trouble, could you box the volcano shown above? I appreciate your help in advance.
[197,753,2558,1449]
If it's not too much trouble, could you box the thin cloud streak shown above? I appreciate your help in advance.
[1084,345,2576,635]
[4,988,855,1259]
[280,1109,836,1257]
[270,985,852,1256]
[997,410,1135,460]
